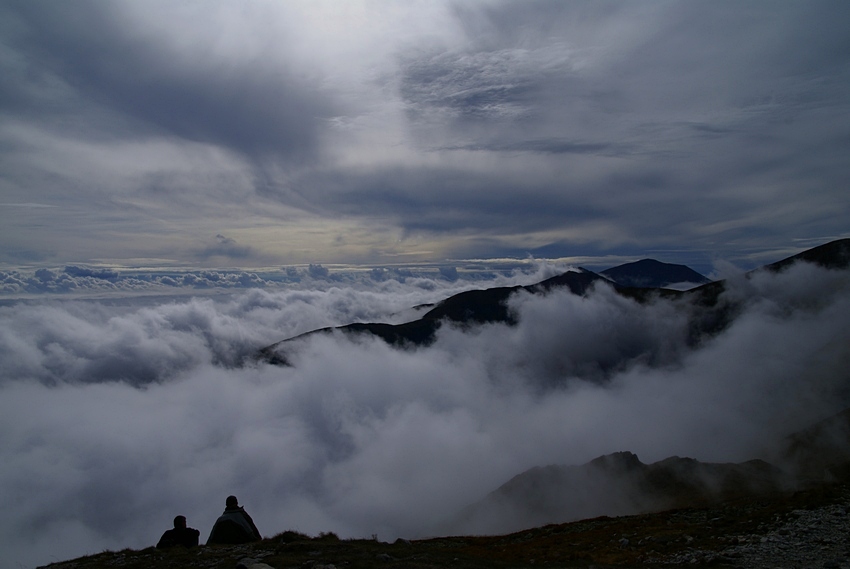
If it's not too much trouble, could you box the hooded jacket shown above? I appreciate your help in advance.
[207,506,261,544]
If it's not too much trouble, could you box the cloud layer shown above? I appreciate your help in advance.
[1,261,848,567]
[1,1,849,268]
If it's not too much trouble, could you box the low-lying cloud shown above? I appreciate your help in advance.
[1,261,848,567]
[0,260,560,297]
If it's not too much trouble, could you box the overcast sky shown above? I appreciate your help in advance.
[1,0,849,271]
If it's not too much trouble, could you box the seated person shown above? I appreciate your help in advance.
[207,495,262,544]
[156,515,200,548]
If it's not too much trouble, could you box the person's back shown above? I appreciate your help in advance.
[156,515,200,549]
[207,495,261,545]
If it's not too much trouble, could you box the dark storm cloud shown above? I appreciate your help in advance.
[0,0,333,160]
[0,260,848,567]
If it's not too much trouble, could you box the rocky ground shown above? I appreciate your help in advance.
[40,483,850,569]
[645,489,850,568]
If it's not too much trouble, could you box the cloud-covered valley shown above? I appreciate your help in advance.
[1,260,848,568]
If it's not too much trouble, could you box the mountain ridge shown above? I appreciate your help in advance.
[443,452,790,537]
[443,403,850,537]
[258,238,850,366]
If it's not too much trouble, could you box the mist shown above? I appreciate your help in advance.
[1,262,848,568]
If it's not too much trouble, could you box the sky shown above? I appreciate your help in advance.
[1,0,849,273]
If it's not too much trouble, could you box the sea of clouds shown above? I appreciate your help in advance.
[1,260,848,568]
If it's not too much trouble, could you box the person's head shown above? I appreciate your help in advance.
[173,515,186,529]
[226,495,239,508]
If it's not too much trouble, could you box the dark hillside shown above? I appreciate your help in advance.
[444,405,850,539]
[778,407,850,481]
[257,239,850,367]
[442,452,790,537]
[257,270,614,365]
[765,238,850,272]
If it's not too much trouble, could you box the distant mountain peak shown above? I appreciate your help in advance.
[601,259,710,289]
[588,451,643,472]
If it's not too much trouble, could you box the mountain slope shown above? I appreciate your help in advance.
[257,269,615,365]
[766,238,850,272]
[444,404,850,538]
[257,238,850,366]
[442,452,790,536]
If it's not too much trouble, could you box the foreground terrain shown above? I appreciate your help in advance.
[42,480,850,569]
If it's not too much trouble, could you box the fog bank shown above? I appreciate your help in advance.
[1,262,848,567]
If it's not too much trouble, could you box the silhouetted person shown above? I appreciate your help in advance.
[156,515,200,549]
[207,495,261,544]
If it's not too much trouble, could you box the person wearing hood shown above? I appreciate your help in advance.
[207,495,262,544]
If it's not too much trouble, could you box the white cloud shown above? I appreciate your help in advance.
[0,261,847,567]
